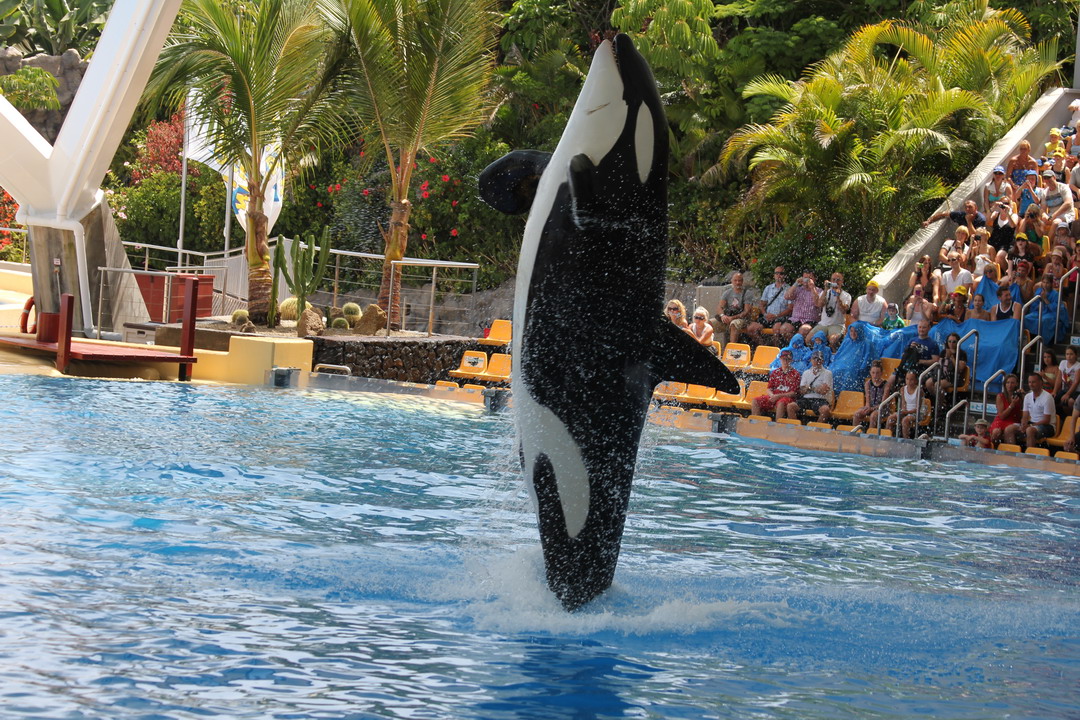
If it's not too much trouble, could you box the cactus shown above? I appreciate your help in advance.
[343,302,361,317]
[280,227,332,319]
[330,317,350,329]
[278,297,299,321]
[267,237,286,327]
[231,308,250,325]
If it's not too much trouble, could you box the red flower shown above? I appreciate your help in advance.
[420,180,429,190]
[532,103,540,110]
[362,189,370,196]
[451,200,458,207]
[327,184,334,193]
[317,201,323,207]
[335,184,342,191]
[450,228,458,237]
[309,184,315,190]
[360,150,365,157]
[441,174,449,182]
[429,157,437,163]
[421,233,427,240]
[422,191,430,199]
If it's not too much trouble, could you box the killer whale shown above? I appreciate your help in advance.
[479,35,738,611]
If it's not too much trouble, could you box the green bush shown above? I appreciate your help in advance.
[109,171,224,259]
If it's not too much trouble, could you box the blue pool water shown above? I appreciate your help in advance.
[0,374,1077,719]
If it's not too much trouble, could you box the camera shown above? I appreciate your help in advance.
[827,281,837,289]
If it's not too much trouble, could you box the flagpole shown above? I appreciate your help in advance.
[177,106,190,268]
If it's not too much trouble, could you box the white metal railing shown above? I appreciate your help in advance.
[981,368,1008,422]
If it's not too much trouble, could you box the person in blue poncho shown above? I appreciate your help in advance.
[809,330,832,367]
[1024,275,1070,342]
[830,323,876,392]
[770,332,813,372]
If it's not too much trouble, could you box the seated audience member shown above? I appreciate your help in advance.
[1013,169,1044,218]
[1065,393,1080,453]
[809,330,832,367]
[1015,202,1046,252]
[905,284,936,324]
[885,370,925,439]
[828,332,843,353]
[797,323,813,342]
[958,417,994,449]
[665,299,689,329]
[789,350,833,422]
[931,332,969,398]
[940,252,974,301]
[882,303,905,329]
[992,284,1022,321]
[750,348,801,421]
[909,254,941,305]
[772,331,813,373]
[987,200,1018,263]
[1044,248,1070,289]
[922,199,986,231]
[989,373,1023,445]
[852,280,887,326]
[1007,259,1037,301]
[810,272,850,338]
[786,271,820,329]
[1004,373,1056,448]
[1056,345,1080,415]
[996,235,1041,278]
[747,266,792,346]
[942,287,968,322]
[967,293,990,321]
[970,228,997,282]
[939,226,972,270]
[853,360,892,428]
[983,165,1014,214]
[1007,140,1039,188]
[686,306,715,352]
[1041,349,1060,394]
[910,320,941,372]
[1046,127,1067,156]
[713,271,753,349]
[1043,168,1075,228]
[1050,223,1075,265]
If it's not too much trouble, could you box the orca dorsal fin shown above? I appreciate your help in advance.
[478,150,552,215]
[652,319,740,394]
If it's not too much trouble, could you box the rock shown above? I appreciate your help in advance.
[354,304,387,335]
[238,320,256,333]
[297,307,325,337]
[328,306,344,321]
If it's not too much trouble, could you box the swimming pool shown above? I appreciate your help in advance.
[0,374,1077,718]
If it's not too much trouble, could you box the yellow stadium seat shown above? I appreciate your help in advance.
[449,350,488,380]
[463,383,485,390]
[866,427,893,437]
[478,319,512,347]
[731,380,769,411]
[653,381,687,402]
[831,391,865,422]
[476,352,511,382]
[997,443,1022,453]
[880,357,902,379]
[722,343,752,370]
[688,408,712,416]
[705,379,746,408]
[1047,416,1074,448]
[745,345,780,375]
[1025,446,1050,457]
[435,380,458,388]
[777,418,802,426]
[835,424,857,433]
[807,421,832,429]
[677,384,716,405]
[1055,451,1079,461]
[746,414,772,422]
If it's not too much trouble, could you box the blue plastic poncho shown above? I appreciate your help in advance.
[809,331,833,367]
[975,275,1023,310]
[830,323,875,391]
[770,333,813,372]
[1023,287,1070,343]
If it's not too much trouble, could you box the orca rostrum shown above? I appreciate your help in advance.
[478,34,739,611]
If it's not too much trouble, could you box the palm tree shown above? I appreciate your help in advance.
[321,0,497,327]
[147,0,354,323]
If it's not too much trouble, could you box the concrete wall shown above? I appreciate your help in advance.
[0,47,88,143]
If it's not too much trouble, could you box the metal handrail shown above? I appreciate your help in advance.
[981,368,1007,422]
[1017,334,1044,390]
[877,390,902,435]
[914,361,942,436]
[944,399,969,440]
[1054,267,1078,344]
[386,258,480,336]
[1018,295,1042,360]
[953,329,978,411]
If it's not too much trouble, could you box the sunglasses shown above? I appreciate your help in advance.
[667,307,679,312]
[693,315,706,320]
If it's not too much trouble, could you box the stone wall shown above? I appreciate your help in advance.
[311,335,479,384]
[0,47,88,143]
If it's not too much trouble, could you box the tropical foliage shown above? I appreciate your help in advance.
[0,0,114,56]
[0,65,58,108]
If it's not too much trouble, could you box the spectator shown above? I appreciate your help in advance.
[885,370,925,439]
[852,359,893,428]
[1041,348,1060,395]
[1042,169,1074,228]
[996,234,1041,276]
[1003,373,1056,448]
[811,272,850,338]
[940,252,974,300]
[882,303,905,329]
[905,284,937,325]
[1045,127,1066,156]
[932,331,969,398]
[992,284,1022,321]
[908,254,942,305]
[922,199,986,232]
[686,306,715,351]
[750,348,801,421]
[1051,149,1069,182]
[1056,345,1080,414]
[983,165,1014,213]
[967,293,990,321]
[989,373,1023,445]
[909,319,941,371]
[789,350,833,422]
[939,226,972,270]
[987,199,1018,258]
[747,266,792,346]
[1044,248,1070,288]
[1006,140,1039,188]
[942,287,968,322]
[809,330,832,366]
[1049,223,1075,265]
[713,272,753,349]
[1013,169,1044,218]
[1069,147,1080,198]
[851,280,887,326]
[786,270,820,328]
[970,228,997,283]
[1064,393,1080,454]
[958,417,994,448]
[665,299,688,329]
[1006,259,1037,302]
[1015,202,1046,252]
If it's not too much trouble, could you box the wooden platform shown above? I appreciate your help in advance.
[5,282,198,379]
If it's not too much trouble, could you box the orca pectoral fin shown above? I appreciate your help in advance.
[478,150,552,215]
[652,320,740,394]
[568,153,600,227]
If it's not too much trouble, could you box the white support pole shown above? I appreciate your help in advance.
[177,107,189,268]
